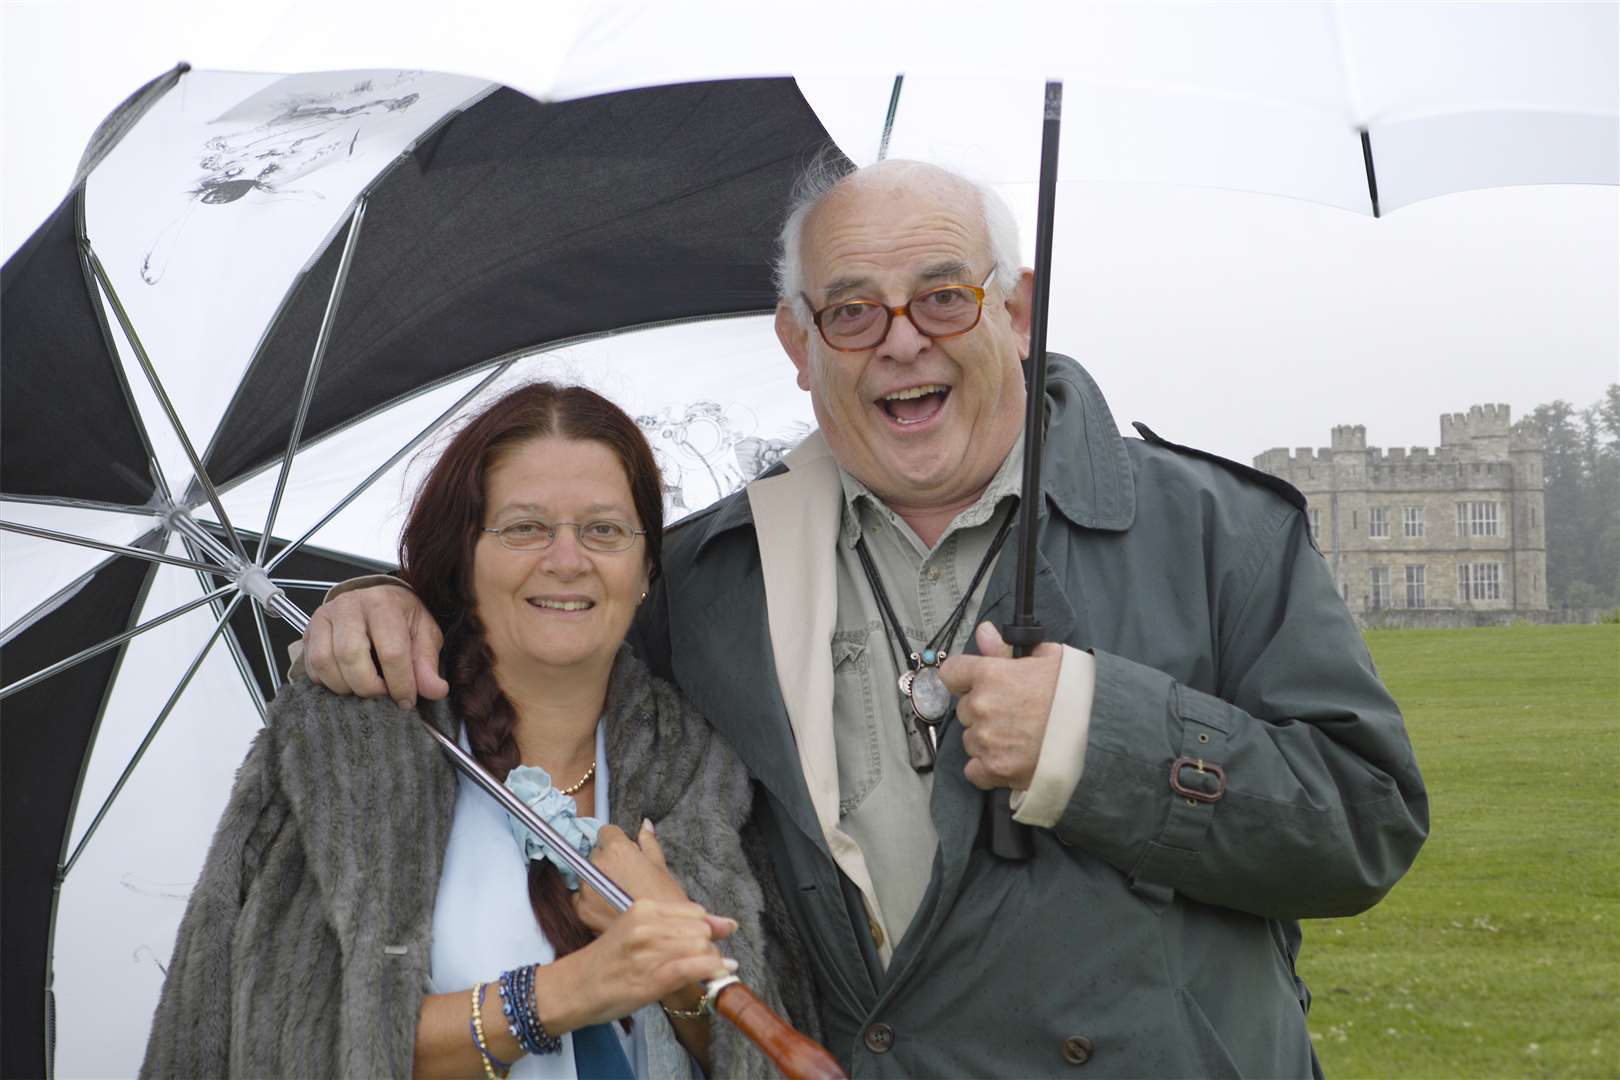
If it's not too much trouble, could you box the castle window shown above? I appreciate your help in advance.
[1457,562,1503,602]
[1352,510,1359,530]
[1308,508,1321,543]
[1456,501,1501,537]
[1403,506,1425,538]
[1369,508,1389,538]
[1531,507,1538,528]
[1405,566,1426,609]
[1370,566,1392,609]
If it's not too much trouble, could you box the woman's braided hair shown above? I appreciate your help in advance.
[399,382,664,956]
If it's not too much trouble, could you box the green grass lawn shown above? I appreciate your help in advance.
[1300,624,1619,1079]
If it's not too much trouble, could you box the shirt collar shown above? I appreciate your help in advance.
[837,435,1024,550]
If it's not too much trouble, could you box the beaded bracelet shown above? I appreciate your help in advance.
[470,981,514,1079]
[500,964,562,1056]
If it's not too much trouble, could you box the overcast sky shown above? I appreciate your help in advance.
[4,0,1616,464]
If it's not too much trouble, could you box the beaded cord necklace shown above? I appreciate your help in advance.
[853,506,1016,772]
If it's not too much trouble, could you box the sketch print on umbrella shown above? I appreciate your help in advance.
[1,65,841,1079]
[141,71,430,284]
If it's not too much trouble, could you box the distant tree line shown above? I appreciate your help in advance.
[1516,385,1620,609]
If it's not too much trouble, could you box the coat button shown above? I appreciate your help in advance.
[864,1023,895,1054]
[1062,1035,1093,1065]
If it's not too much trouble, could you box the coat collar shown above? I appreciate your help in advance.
[1036,353,1136,532]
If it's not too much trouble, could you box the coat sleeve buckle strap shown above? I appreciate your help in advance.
[1168,756,1226,803]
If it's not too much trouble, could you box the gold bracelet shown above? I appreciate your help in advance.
[660,995,709,1022]
[470,981,511,1079]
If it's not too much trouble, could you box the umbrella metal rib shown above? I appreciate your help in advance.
[172,530,271,724]
[262,359,516,576]
[0,520,218,574]
[0,494,166,517]
[251,602,282,695]
[0,582,235,701]
[82,244,250,563]
[256,198,369,565]
[271,579,340,591]
[1,543,152,645]
[877,74,904,162]
[60,592,246,880]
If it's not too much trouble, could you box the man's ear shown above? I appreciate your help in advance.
[1004,268,1036,357]
[775,303,814,391]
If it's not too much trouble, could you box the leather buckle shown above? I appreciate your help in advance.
[1169,755,1226,803]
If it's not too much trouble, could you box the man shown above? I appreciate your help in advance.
[303,160,1427,1076]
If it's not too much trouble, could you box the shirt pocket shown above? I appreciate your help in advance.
[830,628,883,817]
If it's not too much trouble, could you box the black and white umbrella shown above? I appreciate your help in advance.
[2,67,840,1078]
[3,4,1615,1076]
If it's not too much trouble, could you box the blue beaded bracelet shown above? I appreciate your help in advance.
[499,965,561,1056]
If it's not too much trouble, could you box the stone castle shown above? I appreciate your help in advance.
[1254,404,1547,614]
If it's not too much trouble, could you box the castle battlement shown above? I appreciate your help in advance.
[1366,446,1438,464]
[1331,424,1366,452]
[1440,403,1512,446]
[1510,430,1544,452]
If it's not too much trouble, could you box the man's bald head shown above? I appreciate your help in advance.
[774,158,1022,321]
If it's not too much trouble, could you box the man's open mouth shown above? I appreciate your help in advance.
[878,384,950,426]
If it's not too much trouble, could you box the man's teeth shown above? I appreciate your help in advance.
[882,384,949,402]
[531,599,593,611]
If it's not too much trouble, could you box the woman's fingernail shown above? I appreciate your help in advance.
[722,958,739,973]
[641,817,655,834]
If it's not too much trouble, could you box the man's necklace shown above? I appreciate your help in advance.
[853,507,1015,773]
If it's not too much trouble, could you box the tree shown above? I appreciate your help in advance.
[1518,387,1620,608]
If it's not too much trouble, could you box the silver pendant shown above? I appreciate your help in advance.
[909,665,951,724]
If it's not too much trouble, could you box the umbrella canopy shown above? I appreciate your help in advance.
[3,4,1616,1076]
[1,68,841,1079]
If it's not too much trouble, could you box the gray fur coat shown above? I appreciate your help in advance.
[140,646,816,1078]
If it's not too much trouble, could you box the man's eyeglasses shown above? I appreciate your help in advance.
[481,519,646,553]
[805,268,997,352]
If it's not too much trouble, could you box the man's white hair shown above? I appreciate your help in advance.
[773,155,1022,322]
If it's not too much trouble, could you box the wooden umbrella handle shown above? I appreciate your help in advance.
[710,980,847,1080]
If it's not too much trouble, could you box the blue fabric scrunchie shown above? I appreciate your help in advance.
[503,765,602,891]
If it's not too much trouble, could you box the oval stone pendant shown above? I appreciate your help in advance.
[909,666,951,723]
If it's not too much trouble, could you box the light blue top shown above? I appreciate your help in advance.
[429,722,646,1078]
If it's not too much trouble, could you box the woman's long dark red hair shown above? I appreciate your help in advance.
[398,382,664,957]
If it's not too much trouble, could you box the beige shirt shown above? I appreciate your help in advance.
[819,439,1098,962]
[828,442,1024,955]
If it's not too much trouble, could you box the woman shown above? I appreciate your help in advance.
[141,383,812,1078]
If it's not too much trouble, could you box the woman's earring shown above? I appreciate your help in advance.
[639,591,648,604]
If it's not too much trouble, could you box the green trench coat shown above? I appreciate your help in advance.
[632,355,1428,1078]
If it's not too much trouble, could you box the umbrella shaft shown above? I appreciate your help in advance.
[1013,79,1063,631]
